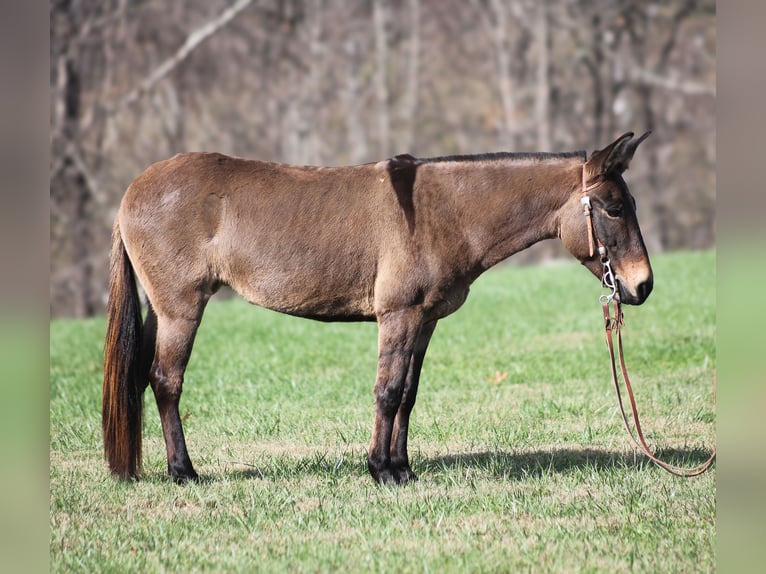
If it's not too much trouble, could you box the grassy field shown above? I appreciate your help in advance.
[50,250,715,573]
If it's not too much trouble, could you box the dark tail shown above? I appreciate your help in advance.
[102,221,144,479]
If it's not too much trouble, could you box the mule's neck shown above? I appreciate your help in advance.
[434,154,584,273]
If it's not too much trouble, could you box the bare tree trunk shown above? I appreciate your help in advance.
[625,2,696,253]
[636,85,664,251]
[61,60,97,317]
[534,2,551,151]
[51,1,99,318]
[646,0,696,251]
[489,0,517,150]
[306,0,323,164]
[399,0,420,153]
[586,13,605,145]
[373,0,390,156]
[343,36,369,163]
[282,69,304,163]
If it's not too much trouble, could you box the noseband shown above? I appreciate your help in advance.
[580,164,716,477]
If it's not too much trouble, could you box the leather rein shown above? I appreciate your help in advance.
[580,167,716,477]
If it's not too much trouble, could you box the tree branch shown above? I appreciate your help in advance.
[114,0,254,112]
[630,67,715,96]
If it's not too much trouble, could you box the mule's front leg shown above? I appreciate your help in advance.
[390,320,437,484]
[368,309,423,484]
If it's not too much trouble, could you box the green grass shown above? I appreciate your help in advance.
[50,250,716,573]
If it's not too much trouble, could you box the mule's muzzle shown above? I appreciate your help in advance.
[617,275,653,306]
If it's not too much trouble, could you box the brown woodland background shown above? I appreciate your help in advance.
[50,0,716,318]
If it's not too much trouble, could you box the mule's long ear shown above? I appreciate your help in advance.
[588,131,651,176]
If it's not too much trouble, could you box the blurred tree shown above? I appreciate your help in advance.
[50,0,716,317]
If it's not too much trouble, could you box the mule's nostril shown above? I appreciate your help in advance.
[637,277,653,301]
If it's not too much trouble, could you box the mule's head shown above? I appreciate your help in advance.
[560,131,653,305]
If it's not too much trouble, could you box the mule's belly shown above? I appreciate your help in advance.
[221,250,378,322]
[239,278,377,322]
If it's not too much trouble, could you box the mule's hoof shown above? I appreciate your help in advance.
[394,466,418,484]
[169,463,199,484]
[369,463,417,485]
[371,467,398,485]
[368,457,397,485]
[172,473,199,485]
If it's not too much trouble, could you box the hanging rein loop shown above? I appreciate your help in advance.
[601,297,716,477]
[581,165,716,477]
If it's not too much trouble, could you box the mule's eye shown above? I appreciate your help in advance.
[605,205,623,218]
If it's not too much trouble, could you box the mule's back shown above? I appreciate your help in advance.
[118,153,412,321]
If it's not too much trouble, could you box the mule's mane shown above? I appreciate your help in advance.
[420,150,586,164]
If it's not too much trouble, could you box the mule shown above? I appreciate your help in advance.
[103,131,653,484]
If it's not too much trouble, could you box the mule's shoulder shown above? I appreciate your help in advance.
[380,154,422,234]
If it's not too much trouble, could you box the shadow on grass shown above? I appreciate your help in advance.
[140,467,268,485]
[140,446,714,484]
[420,447,716,480]
[182,452,363,484]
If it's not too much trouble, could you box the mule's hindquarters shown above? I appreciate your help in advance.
[103,220,204,483]
[102,222,147,479]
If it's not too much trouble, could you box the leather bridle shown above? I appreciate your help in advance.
[581,165,716,477]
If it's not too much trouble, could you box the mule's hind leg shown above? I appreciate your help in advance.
[390,320,437,483]
[139,302,158,393]
[150,312,204,483]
